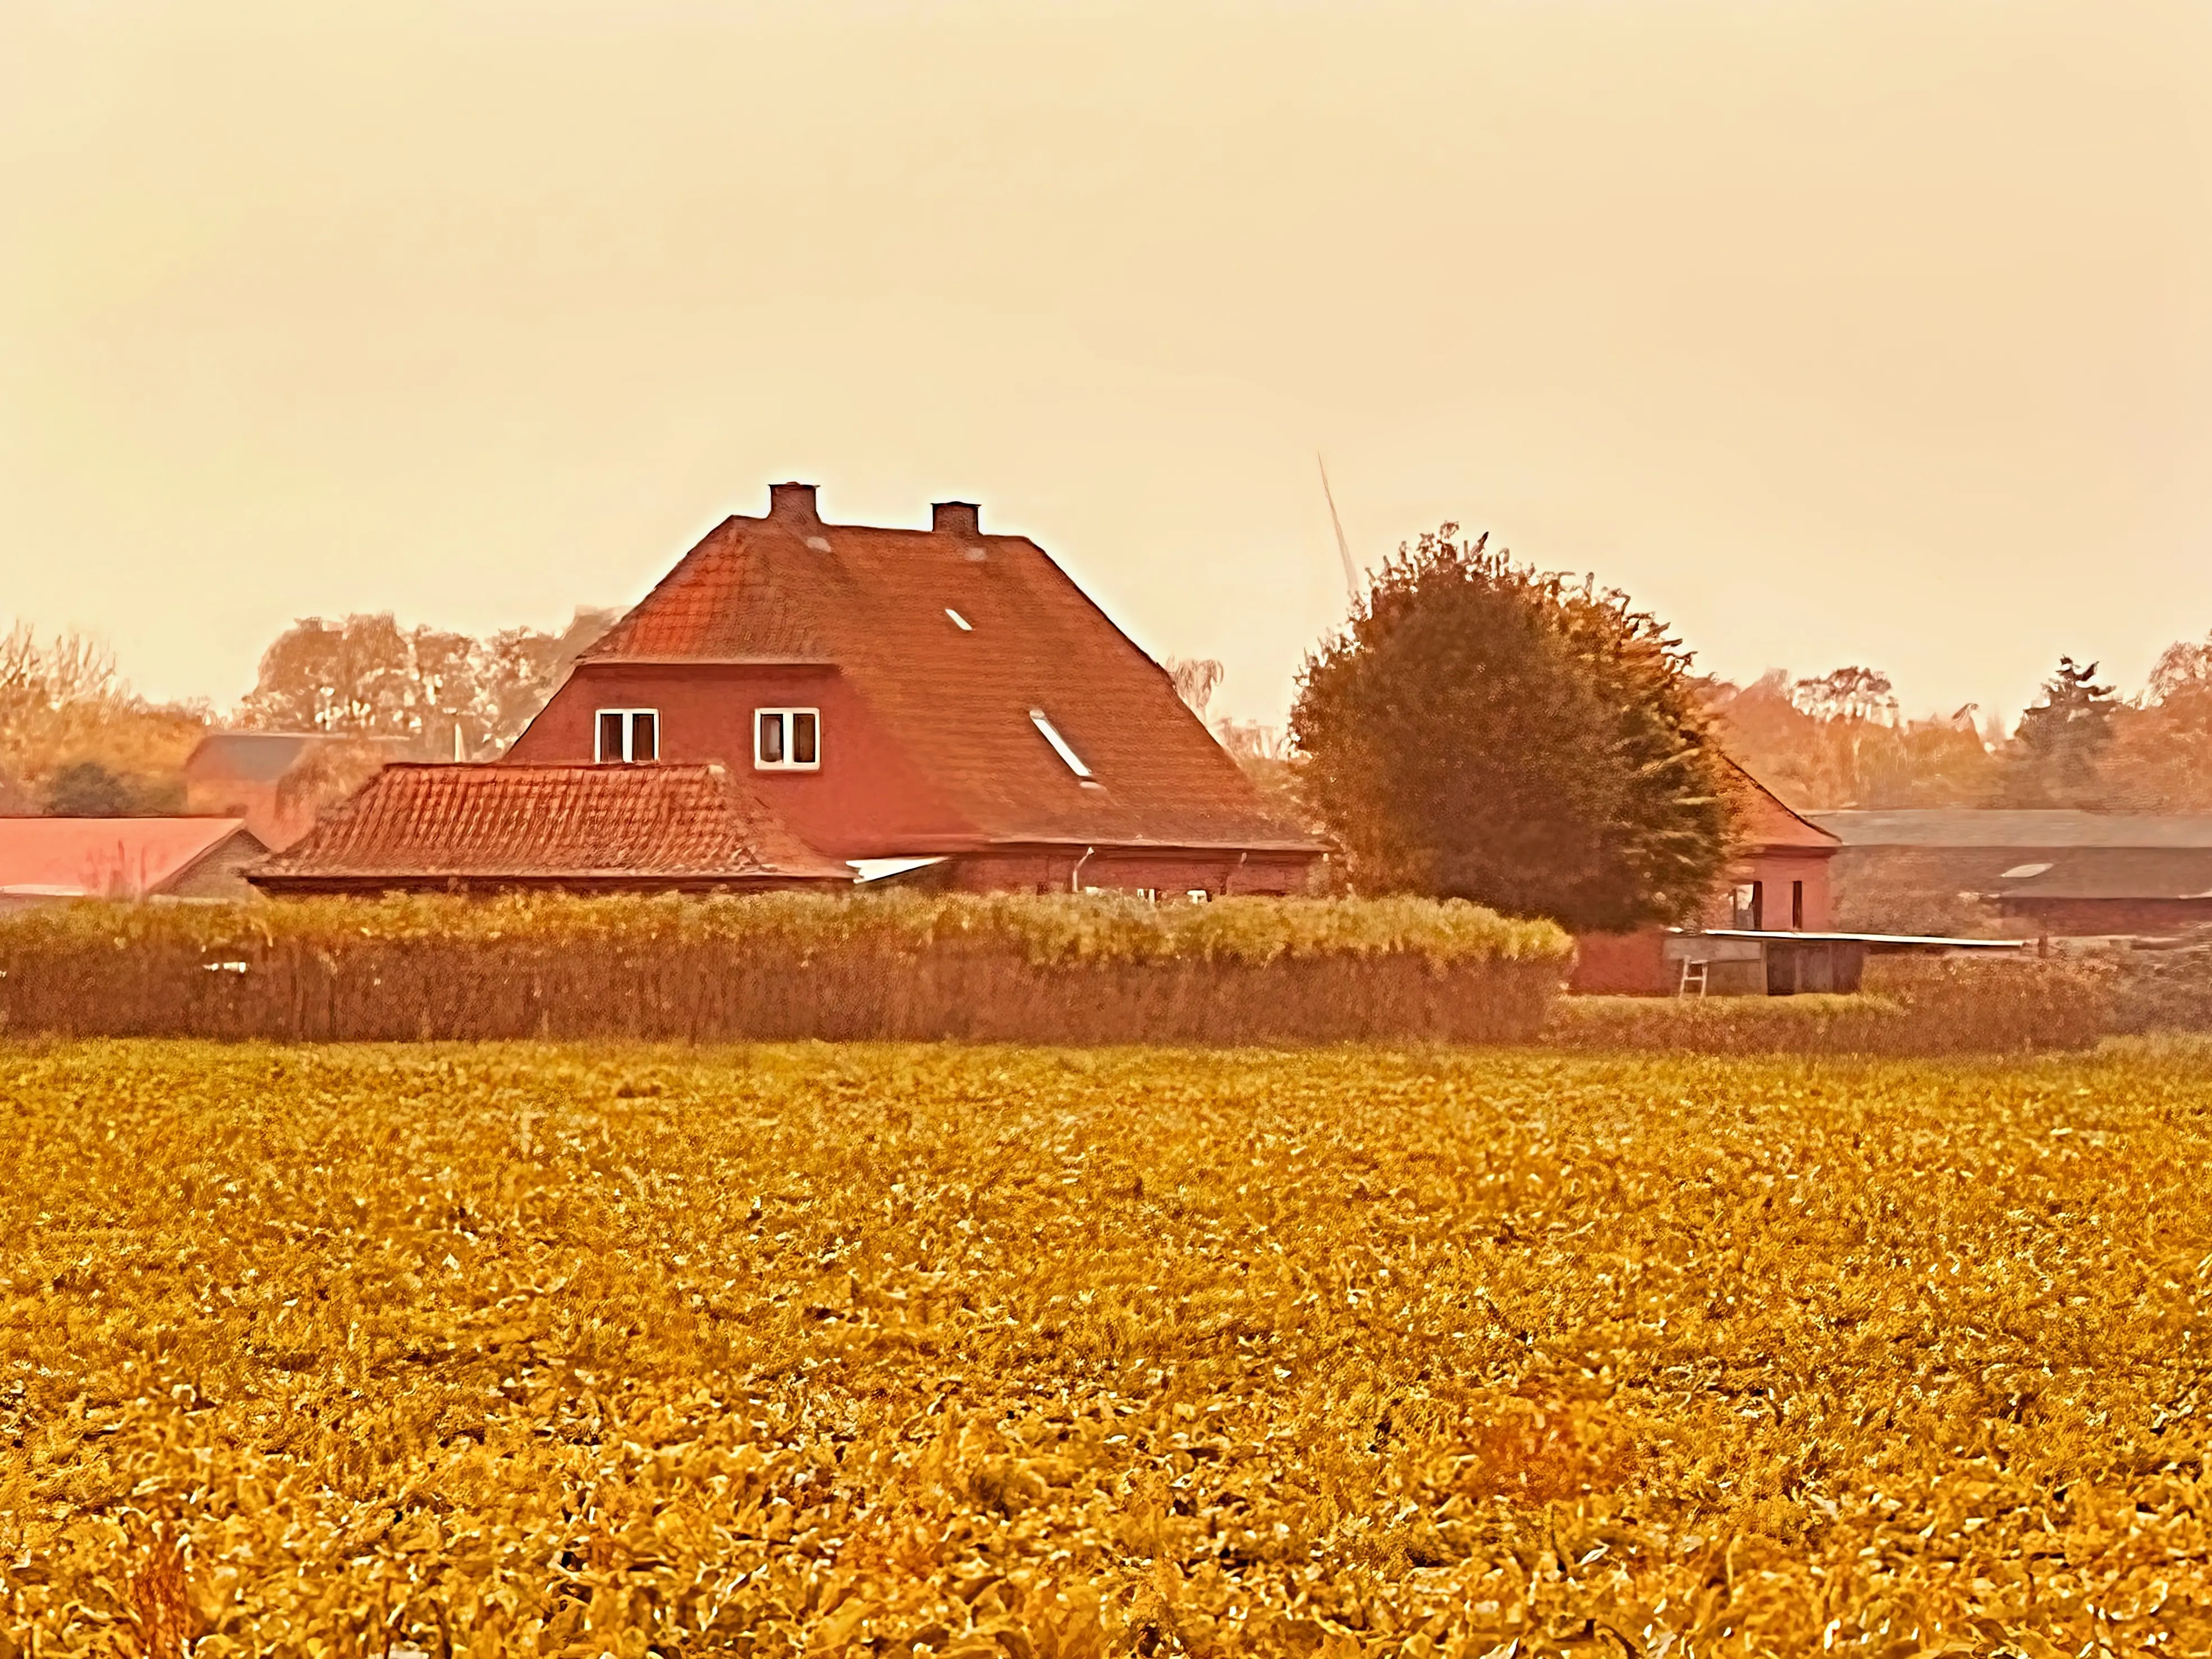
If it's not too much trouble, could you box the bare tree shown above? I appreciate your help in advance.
[240,608,616,757]
[1790,666,1898,726]
[1164,657,1226,722]
[0,623,207,812]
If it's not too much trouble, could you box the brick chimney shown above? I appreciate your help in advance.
[932,501,980,539]
[768,482,819,524]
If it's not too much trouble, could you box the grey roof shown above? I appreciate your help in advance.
[182,732,323,784]
[1812,809,2212,850]
[1994,849,2212,902]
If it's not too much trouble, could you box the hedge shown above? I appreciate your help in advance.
[0,892,1572,1046]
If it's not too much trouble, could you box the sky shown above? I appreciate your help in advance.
[3,0,2209,730]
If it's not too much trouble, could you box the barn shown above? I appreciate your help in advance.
[1814,809,2212,938]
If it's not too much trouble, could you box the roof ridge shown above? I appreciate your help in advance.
[1723,755,1840,846]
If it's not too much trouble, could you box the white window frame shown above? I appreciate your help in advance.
[754,707,822,771]
[1029,708,1096,782]
[594,708,658,764]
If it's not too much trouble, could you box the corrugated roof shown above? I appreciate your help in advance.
[253,764,850,887]
[578,506,1319,853]
[1993,848,2212,901]
[1814,809,2212,850]
[0,818,261,898]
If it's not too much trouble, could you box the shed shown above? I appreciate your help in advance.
[1663,929,2026,997]
[0,818,268,909]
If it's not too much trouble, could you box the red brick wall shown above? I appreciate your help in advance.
[1701,848,1834,931]
[507,663,966,859]
[1568,929,1673,995]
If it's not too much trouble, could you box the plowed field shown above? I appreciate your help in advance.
[5,1041,2210,1656]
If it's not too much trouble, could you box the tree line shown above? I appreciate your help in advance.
[1706,647,2212,813]
[12,538,2211,936]
[0,611,612,817]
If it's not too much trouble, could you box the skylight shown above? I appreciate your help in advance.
[1029,709,1093,780]
[946,608,972,631]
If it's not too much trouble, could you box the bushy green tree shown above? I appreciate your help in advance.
[1292,527,1735,931]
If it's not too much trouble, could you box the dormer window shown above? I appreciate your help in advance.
[1029,709,1096,783]
[755,708,821,770]
[596,708,658,763]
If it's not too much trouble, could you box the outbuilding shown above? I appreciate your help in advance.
[0,818,268,909]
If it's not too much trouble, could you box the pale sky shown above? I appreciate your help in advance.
[4,1,2209,729]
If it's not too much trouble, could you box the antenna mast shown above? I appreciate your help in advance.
[1316,452,1360,606]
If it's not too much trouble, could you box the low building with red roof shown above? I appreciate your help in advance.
[249,763,850,896]
[0,818,268,909]
[1569,761,1844,994]
[500,483,1323,896]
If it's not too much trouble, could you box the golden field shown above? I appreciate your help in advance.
[4,1040,2210,1657]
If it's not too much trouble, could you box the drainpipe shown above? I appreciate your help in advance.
[1071,845,1096,893]
[1224,850,1247,897]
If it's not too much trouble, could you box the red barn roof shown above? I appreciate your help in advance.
[1724,758,1839,853]
[0,818,264,899]
[580,489,1317,853]
[251,764,850,892]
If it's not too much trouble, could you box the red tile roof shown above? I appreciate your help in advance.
[0,818,263,899]
[581,499,1319,852]
[251,764,850,890]
[1725,758,1840,852]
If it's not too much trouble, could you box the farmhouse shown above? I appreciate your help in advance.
[258,484,1322,896]
[500,483,1322,894]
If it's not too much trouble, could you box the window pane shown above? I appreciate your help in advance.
[632,711,657,762]
[598,711,625,763]
[1731,884,1756,928]
[758,711,784,764]
[793,711,818,766]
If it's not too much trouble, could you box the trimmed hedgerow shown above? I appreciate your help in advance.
[0,892,1571,1045]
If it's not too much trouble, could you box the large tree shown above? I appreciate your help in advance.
[1706,667,1997,810]
[2001,656,2117,807]
[2097,633,2212,810]
[0,623,207,811]
[1292,527,1735,931]
[240,608,615,756]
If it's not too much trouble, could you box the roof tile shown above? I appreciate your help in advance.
[253,764,849,887]
[582,510,1319,851]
